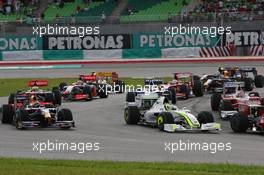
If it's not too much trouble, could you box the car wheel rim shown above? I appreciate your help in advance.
[157,116,163,126]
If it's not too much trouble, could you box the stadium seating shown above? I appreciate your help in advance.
[44,0,116,23]
[120,0,191,22]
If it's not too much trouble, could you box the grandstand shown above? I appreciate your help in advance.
[120,0,191,22]
[0,0,263,24]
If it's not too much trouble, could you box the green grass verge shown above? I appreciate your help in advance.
[0,77,172,97]
[0,157,264,175]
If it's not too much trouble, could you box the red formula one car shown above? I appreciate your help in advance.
[162,72,204,99]
[229,94,264,133]
[213,82,262,120]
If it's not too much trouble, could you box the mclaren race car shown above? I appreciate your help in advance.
[124,96,221,132]
[60,75,108,101]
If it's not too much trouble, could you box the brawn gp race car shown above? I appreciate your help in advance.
[124,96,221,132]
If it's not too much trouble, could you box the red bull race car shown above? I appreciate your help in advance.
[1,80,74,129]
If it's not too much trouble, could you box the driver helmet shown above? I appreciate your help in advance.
[30,95,38,104]
[223,71,229,78]
[234,72,241,79]
[31,86,39,91]
[170,79,177,85]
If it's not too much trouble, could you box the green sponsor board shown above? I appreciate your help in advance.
[133,33,218,49]
[122,48,161,58]
[43,50,83,60]
[0,36,42,51]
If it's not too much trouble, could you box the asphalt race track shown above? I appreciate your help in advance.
[0,62,264,165]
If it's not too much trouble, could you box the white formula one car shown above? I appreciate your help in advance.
[124,96,221,132]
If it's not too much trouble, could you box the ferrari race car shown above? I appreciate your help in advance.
[163,72,204,99]
[124,96,221,132]
[1,82,74,129]
[125,79,177,107]
[229,95,264,133]
[202,66,264,92]
[211,82,263,121]
[211,81,245,112]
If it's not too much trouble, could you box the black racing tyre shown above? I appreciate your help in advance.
[230,113,249,133]
[219,100,234,111]
[157,112,174,131]
[248,92,260,97]
[8,93,15,105]
[57,108,73,121]
[244,78,254,91]
[83,86,93,101]
[1,104,14,124]
[16,109,29,129]
[219,100,234,120]
[115,80,125,93]
[98,84,108,98]
[59,82,68,91]
[180,84,190,99]
[168,87,177,104]
[52,87,59,92]
[197,111,215,125]
[211,93,222,111]
[52,88,62,105]
[193,75,201,81]
[254,75,264,88]
[193,80,204,97]
[124,106,140,125]
[126,92,135,102]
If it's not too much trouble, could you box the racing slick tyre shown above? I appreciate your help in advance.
[254,75,264,88]
[52,87,62,105]
[211,93,222,111]
[57,108,73,129]
[193,75,201,81]
[57,108,73,121]
[180,84,190,99]
[219,100,234,120]
[230,113,249,133]
[15,109,29,129]
[98,84,108,98]
[83,86,93,101]
[157,112,174,131]
[168,87,177,104]
[197,111,214,124]
[124,106,140,125]
[248,92,260,97]
[1,104,14,124]
[59,82,67,91]
[193,80,204,97]
[8,93,15,104]
[243,78,254,91]
[115,80,125,93]
[126,92,135,102]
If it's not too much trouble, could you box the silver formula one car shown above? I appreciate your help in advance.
[124,96,220,132]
